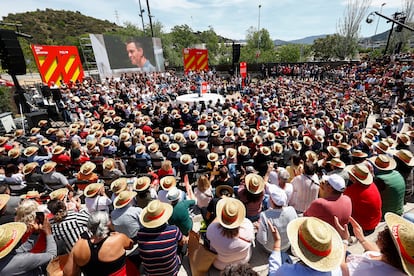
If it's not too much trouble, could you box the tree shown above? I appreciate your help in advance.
[199,26,219,65]
[312,34,342,61]
[241,27,275,63]
[337,0,372,59]
[277,44,301,63]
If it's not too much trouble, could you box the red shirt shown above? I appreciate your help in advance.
[344,182,382,231]
[304,194,352,228]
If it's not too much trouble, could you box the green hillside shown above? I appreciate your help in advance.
[2,9,119,45]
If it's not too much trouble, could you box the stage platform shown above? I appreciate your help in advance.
[175,93,225,106]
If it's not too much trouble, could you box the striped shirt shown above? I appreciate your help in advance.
[136,224,182,276]
[50,210,90,253]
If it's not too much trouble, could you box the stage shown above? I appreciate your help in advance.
[175,93,225,106]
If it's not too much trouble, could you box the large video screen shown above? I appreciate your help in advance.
[89,34,165,78]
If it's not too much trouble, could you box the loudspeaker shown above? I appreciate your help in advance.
[0,29,26,75]
[51,88,62,102]
[232,44,241,63]
[41,86,51,98]
[25,110,48,129]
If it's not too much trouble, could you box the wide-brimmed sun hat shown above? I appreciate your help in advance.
[226,148,237,159]
[49,188,69,201]
[0,194,10,211]
[167,187,181,202]
[84,183,104,198]
[245,173,265,194]
[384,212,414,276]
[114,190,137,209]
[23,146,39,157]
[160,176,176,190]
[287,217,344,272]
[41,161,57,174]
[103,158,116,171]
[327,146,340,158]
[216,197,246,229]
[169,143,180,152]
[238,145,249,156]
[197,141,208,150]
[110,178,128,195]
[347,163,373,185]
[207,152,219,162]
[80,161,96,175]
[134,176,151,192]
[393,149,414,167]
[260,146,272,156]
[52,145,65,155]
[215,185,234,197]
[180,154,192,165]
[0,222,27,259]
[8,148,20,159]
[328,158,345,169]
[139,199,173,228]
[369,154,396,171]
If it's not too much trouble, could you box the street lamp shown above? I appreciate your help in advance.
[257,4,262,61]
[374,3,386,37]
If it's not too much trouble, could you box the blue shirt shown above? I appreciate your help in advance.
[111,205,142,238]
[268,251,342,276]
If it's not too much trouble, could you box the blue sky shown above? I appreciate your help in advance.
[0,0,404,41]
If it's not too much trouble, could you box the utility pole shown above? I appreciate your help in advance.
[146,0,154,37]
[138,0,145,31]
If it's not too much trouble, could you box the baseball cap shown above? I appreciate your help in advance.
[322,174,345,192]
[269,186,287,206]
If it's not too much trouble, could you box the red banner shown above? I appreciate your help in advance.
[183,48,208,74]
[201,82,207,94]
[31,44,84,87]
[240,62,247,78]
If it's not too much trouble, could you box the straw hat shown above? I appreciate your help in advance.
[169,143,180,153]
[260,146,272,156]
[384,212,414,276]
[114,191,137,209]
[0,136,8,146]
[303,136,313,147]
[148,143,159,153]
[0,222,27,259]
[134,176,151,191]
[167,187,181,202]
[52,145,65,155]
[39,139,52,146]
[160,176,176,190]
[101,138,112,148]
[80,162,96,175]
[369,154,396,171]
[188,131,198,142]
[215,185,234,197]
[327,146,340,158]
[216,198,246,229]
[139,200,173,229]
[8,148,20,159]
[207,152,219,162]
[374,141,389,154]
[22,162,39,176]
[102,159,118,173]
[226,148,237,159]
[328,158,345,169]
[164,127,173,134]
[397,133,411,146]
[23,146,39,157]
[119,132,130,142]
[393,149,414,167]
[315,135,324,143]
[30,127,40,135]
[347,163,373,185]
[287,217,344,272]
[144,136,155,145]
[245,173,265,194]
[333,132,343,142]
[84,183,103,198]
[86,139,98,151]
[0,194,10,211]
[272,142,284,154]
[180,154,192,165]
[135,144,146,154]
[41,161,57,174]
[238,145,249,156]
[198,125,207,132]
[292,141,302,152]
[337,142,351,151]
[197,141,208,150]
[160,134,170,143]
[20,190,40,199]
[351,150,368,158]
[49,188,69,201]
[110,178,128,195]
[253,135,263,145]
[106,128,116,136]
[305,150,318,164]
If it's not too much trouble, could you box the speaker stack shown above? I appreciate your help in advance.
[0,29,26,75]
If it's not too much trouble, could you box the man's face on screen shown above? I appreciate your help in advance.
[126,42,143,67]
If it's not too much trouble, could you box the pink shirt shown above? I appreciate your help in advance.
[206,219,254,270]
[290,174,320,213]
[304,194,352,228]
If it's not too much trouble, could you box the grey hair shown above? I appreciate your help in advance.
[87,211,110,238]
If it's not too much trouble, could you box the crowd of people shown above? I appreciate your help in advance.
[0,52,414,275]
